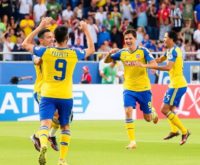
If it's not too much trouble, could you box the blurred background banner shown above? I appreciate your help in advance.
[0,61,199,84]
[0,84,199,121]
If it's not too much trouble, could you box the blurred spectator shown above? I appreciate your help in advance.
[87,16,99,50]
[95,6,106,25]
[193,23,200,49]
[147,3,159,40]
[111,5,121,29]
[9,16,18,30]
[194,0,200,24]
[103,12,115,31]
[170,2,182,33]
[9,28,17,43]
[73,28,84,48]
[110,25,123,48]
[33,0,47,25]
[12,35,28,61]
[120,0,134,22]
[0,18,6,39]
[2,15,9,29]
[46,0,62,20]
[18,0,33,20]
[101,61,117,84]
[2,32,14,61]
[136,26,145,46]
[158,2,170,40]
[62,4,74,23]
[0,0,12,19]
[97,25,111,48]
[10,76,33,84]
[19,14,35,37]
[137,3,147,28]
[182,0,194,22]
[119,18,130,32]
[73,2,83,19]
[80,66,92,84]
[180,20,194,44]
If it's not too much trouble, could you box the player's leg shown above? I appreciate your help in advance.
[163,106,180,140]
[49,111,59,151]
[37,97,57,165]
[138,90,158,123]
[31,92,41,152]
[56,98,73,164]
[123,90,136,149]
[162,87,190,145]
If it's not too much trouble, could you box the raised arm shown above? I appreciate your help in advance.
[22,17,52,53]
[80,21,95,58]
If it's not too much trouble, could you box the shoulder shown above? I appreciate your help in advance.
[138,46,151,54]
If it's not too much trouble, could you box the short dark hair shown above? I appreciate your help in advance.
[38,29,50,39]
[167,31,177,42]
[123,29,137,38]
[54,25,68,43]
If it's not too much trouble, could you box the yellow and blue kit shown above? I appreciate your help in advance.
[111,47,154,114]
[163,46,187,107]
[33,46,86,125]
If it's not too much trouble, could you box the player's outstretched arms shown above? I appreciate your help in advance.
[79,21,95,58]
[22,17,52,53]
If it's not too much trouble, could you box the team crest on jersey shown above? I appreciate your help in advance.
[136,54,140,58]
[168,53,173,60]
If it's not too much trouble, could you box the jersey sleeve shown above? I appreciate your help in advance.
[143,47,154,62]
[168,49,177,62]
[74,48,86,60]
[33,46,47,57]
[111,50,122,60]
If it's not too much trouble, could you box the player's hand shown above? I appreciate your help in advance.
[79,21,88,32]
[109,48,120,55]
[134,61,145,67]
[39,17,52,28]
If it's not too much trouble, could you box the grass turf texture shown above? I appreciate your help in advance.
[0,119,199,165]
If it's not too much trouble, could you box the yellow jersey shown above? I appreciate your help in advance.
[33,46,86,99]
[165,46,187,88]
[111,47,154,91]
[33,63,43,93]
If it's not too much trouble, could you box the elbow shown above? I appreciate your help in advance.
[21,42,27,50]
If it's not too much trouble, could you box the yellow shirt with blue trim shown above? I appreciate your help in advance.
[165,46,187,88]
[33,46,86,99]
[33,63,43,93]
[111,47,154,91]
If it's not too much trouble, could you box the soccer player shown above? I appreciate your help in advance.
[30,29,60,152]
[22,17,95,165]
[134,31,190,145]
[105,29,158,149]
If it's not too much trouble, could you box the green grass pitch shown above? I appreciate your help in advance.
[0,119,199,165]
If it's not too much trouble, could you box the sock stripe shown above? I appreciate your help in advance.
[60,142,68,146]
[40,134,48,138]
[126,119,134,123]
[40,126,49,130]
[61,130,70,135]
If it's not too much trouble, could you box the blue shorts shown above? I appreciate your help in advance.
[39,97,73,126]
[34,92,41,104]
[123,90,152,114]
[163,87,187,107]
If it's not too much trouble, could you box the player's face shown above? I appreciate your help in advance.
[124,33,136,49]
[163,33,170,48]
[40,32,55,47]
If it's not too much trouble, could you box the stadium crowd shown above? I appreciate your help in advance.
[0,0,200,61]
